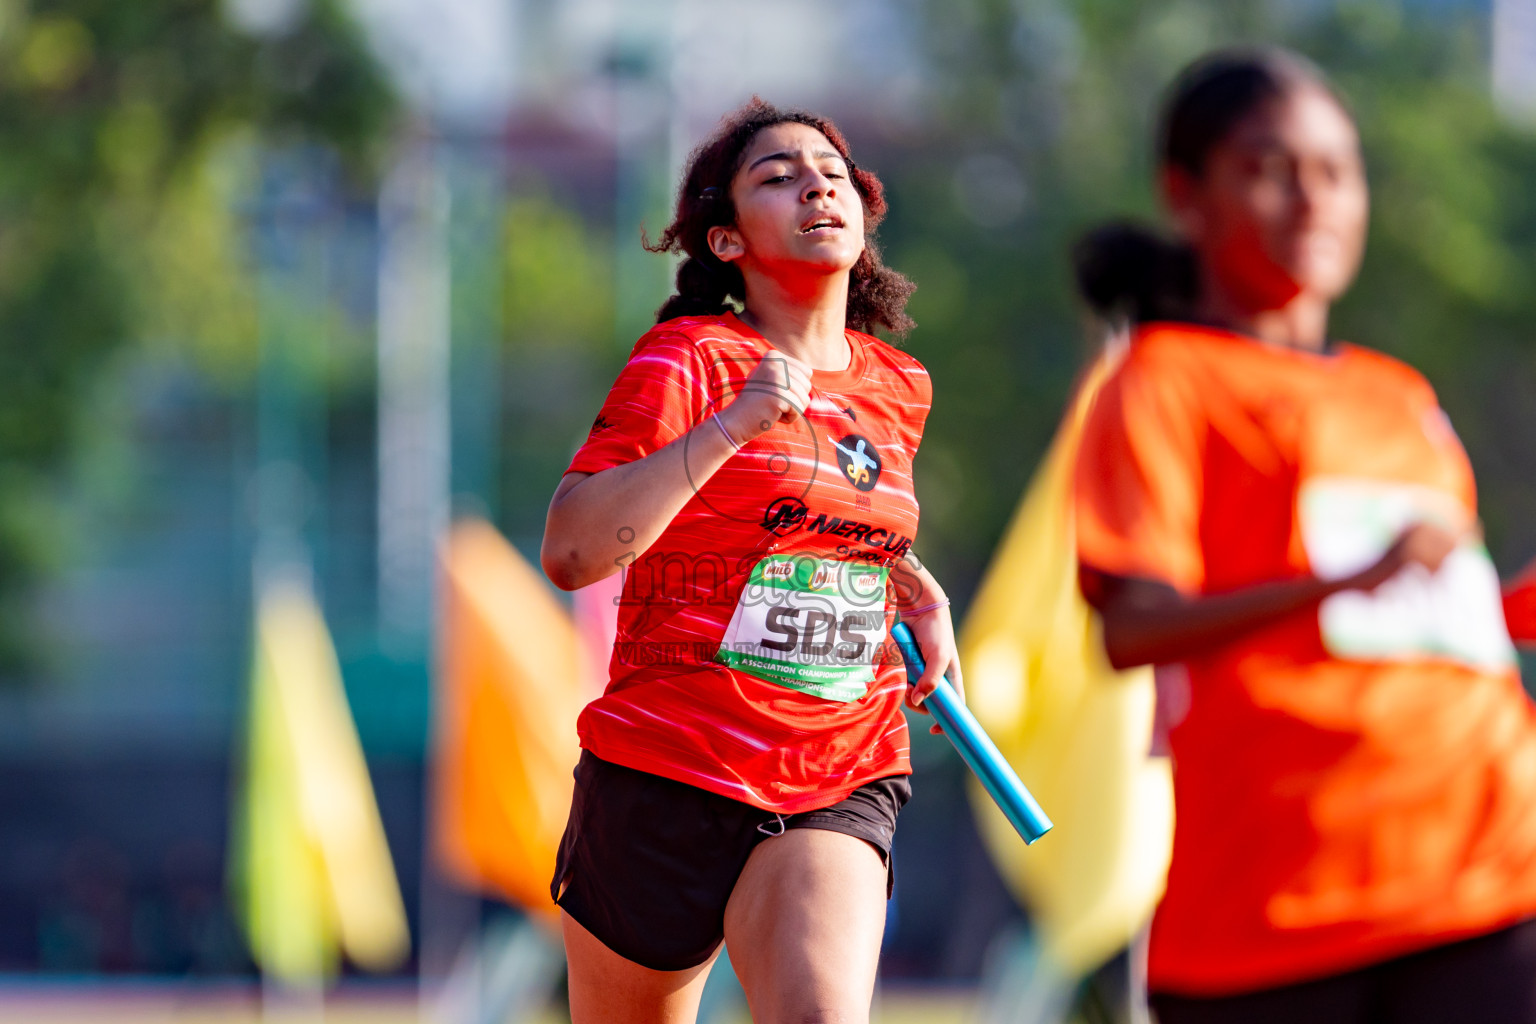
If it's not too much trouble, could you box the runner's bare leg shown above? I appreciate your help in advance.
[723,828,888,1024]
[562,911,719,1024]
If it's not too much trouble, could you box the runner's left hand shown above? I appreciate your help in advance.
[901,605,964,733]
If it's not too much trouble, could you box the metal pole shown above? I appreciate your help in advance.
[376,127,457,1021]
[376,132,452,658]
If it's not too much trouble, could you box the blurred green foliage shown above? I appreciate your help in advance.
[504,191,615,348]
[497,188,623,546]
[0,0,393,669]
[881,0,1536,602]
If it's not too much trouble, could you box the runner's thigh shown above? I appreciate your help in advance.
[562,910,719,1024]
[722,827,887,1024]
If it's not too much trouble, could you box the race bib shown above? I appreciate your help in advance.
[716,555,889,701]
[1300,477,1515,670]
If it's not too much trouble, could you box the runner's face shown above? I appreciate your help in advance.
[714,122,866,277]
[1169,85,1368,312]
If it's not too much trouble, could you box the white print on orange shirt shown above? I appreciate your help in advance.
[1300,476,1515,671]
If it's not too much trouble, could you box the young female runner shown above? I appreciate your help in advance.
[1073,48,1536,1022]
[540,99,959,1024]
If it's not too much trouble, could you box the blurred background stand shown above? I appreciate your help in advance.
[431,910,563,1024]
[978,925,1076,1024]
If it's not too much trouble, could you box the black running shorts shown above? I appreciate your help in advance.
[550,750,910,972]
[1151,917,1536,1024]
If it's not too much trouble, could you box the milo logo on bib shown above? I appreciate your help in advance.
[716,555,889,701]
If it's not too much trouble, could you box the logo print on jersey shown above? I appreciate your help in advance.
[762,496,809,536]
[831,434,882,492]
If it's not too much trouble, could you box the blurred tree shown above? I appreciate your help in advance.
[0,0,394,670]
[885,0,1536,608]
[503,190,615,349]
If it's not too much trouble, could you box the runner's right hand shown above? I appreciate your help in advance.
[717,351,813,445]
[1343,521,1463,593]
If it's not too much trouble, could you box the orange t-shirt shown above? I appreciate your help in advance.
[1075,322,1536,996]
[565,313,931,813]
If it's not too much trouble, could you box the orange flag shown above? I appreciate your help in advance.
[433,519,600,918]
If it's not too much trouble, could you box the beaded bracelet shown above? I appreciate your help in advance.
[903,597,951,617]
[712,412,742,451]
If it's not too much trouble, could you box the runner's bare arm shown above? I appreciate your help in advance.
[1085,521,1462,669]
[541,352,812,591]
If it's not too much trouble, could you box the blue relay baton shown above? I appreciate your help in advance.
[891,621,1053,845]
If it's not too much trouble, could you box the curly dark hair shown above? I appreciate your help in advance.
[646,97,915,335]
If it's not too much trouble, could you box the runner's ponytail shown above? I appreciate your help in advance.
[1072,221,1197,326]
[655,255,742,322]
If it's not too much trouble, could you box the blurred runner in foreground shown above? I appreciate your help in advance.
[1071,47,1536,1024]
[540,98,958,1024]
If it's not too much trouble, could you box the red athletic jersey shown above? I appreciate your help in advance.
[565,312,931,813]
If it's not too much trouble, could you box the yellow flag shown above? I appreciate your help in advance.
[231,573,411,984]
[432,519,588,919]
[960,357,1174,976]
